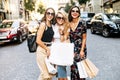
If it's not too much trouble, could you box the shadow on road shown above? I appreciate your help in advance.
[0,39,26,47]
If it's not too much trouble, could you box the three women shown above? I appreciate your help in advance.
[36,5,87,80]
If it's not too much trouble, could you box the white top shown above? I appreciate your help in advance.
[53,24,64,42]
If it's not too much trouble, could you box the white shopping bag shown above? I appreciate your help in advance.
[77,61,88,78]
[49,42,74,66]
[45,58,57,74]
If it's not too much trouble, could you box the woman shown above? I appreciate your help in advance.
[36,8,55,80]
[68,6,87,80]
[53,11,68,80]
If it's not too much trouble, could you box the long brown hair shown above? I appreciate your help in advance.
[41,8,55,24]
[68,6,80,22]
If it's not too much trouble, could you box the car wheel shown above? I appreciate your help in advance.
[91,27,96,34]
[102,28,110,37]
[18,35,23,43]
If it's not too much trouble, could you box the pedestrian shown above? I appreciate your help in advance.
[36,7,55,80]
[68,6,87,80]
[52,11,69,80]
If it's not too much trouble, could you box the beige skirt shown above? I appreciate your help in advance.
[36,46,54,79]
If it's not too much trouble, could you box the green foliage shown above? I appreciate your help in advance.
[24,0,35,11]
[64,3,71,13]
[64,0,75,13]
[77,0,90,4]
[37,3,45,14]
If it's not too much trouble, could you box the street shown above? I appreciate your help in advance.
[0,29,120,80]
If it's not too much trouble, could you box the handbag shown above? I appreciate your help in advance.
[49,42,74,66]
[81,58,99,78]
[77,61,88,78]
[27,33,37,53]
[77,58,99,78]
[45,57,57,75]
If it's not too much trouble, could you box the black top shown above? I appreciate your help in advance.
[41,26,54,42]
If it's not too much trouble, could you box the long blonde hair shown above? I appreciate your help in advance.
[55,10,70,40]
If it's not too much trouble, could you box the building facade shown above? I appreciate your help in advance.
[0,0,7,22]
[103,0,120,14]
[0,0,25,21]
[40,0,70,12]
[86,0,104,13]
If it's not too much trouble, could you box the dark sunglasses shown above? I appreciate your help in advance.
[71,10,79,13]
[56,17,64,20]
[46,12,54,16]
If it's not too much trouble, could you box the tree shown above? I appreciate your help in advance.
[64,0,75,13]
[37,2,45,14]
[24,0,35,11]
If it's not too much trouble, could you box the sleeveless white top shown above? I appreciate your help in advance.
[53,24,64,42]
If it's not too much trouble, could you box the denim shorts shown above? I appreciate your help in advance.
[57,65,67,78]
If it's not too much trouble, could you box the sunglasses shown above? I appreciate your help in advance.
[71,10,79,13]
[56,17,64,20]
[46,12,54,16]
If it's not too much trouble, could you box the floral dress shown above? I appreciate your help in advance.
[69,21,87,80]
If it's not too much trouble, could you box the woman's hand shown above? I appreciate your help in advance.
[46,48,50,57]
[80,50,85,59]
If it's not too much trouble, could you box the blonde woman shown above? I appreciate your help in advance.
[52,11,69,80]
[36,8,55,80]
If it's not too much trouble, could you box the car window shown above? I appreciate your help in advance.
[88,13,95,18]
[107,15,120,20]
[103,14,110,21]
[0,22,13,28]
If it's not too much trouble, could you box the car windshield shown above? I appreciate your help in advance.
[11,21,20,28]
[0,22,13,28]
[106,14,120,20]
[103,14,110,21]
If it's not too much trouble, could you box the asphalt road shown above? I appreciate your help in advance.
[0,29,120,80]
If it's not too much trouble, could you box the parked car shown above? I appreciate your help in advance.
[90,13,120,37]
[81,12,95,28]
[0,19,28,43]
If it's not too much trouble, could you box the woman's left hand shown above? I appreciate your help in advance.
[80,50,85,59]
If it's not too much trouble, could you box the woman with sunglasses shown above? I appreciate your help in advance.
[68,6,87,80]
[52,11,69,80]
[36,8,55,80]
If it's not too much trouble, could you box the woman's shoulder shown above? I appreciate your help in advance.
[39,22,46,29]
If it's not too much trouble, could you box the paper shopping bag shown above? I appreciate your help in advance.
[77,61,88,78]
[81,58,99,78]
[45,58,57,75]
[49,42,74,66]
